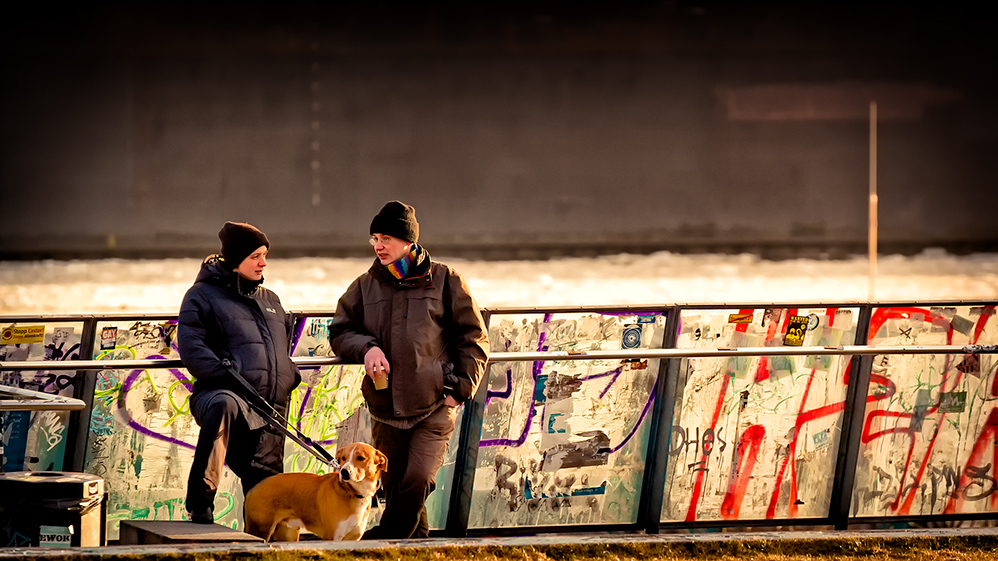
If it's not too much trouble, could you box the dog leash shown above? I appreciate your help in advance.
[223,361,339,468]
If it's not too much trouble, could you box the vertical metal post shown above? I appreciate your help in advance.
[67,316,99,472]
[444,309,491,537]
[827,304,874,529]
[869,101,878,301]
[639,306,682,533]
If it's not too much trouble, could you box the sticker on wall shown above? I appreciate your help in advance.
[950,315,975,336]
[929,307,956,333]
[807,313,820,330]
[784,315,809,346]
[728,313,754,324]
[812,429,832,452]
[100,327,118,350]
[0,325,45,345]
[533,374,549,404]
[541,430,610,470]
[971,306,996,318]
[956,354,981,376]
[623,359,648,370]
[769,355,795,380]
[939,391,967,413]
[621,325,642,349]
[762,308,783,327]
[636,314,658,324]
[905,312,925,339]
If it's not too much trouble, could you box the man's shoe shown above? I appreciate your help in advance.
[361,526,384,540]
[187,509,215,525]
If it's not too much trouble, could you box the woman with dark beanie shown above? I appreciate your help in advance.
[328,201,490,539]
[178,221,301,524]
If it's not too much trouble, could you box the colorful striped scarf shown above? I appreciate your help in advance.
[384,244,422,280]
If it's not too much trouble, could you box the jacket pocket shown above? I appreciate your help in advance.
[405,292,445,347]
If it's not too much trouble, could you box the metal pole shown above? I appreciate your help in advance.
[869,101,878,301]
[639,308,682,533]
[445,309,492,537]
[828,304,874,529]
[4,344,996,372]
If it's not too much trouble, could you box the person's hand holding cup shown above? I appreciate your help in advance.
[364,346,390,390]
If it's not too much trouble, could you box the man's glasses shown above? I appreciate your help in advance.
[369,236,400,246]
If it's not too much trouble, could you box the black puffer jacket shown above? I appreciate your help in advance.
[178,255,301,443]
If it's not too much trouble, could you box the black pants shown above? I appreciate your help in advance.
[366,404,457,539]
[185,392,280,517]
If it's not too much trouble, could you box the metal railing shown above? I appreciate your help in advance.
[2,301,997,537]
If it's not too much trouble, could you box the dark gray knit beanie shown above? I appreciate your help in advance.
[218,222,270,268]
[370,201,419,243]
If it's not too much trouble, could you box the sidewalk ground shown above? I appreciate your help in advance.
[4,527,998,561]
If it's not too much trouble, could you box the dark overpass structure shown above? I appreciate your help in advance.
[2,2,995,259]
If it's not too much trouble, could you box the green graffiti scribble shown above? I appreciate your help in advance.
[215,492,236,519]
[164,380,191,427]
[95,346,136,361]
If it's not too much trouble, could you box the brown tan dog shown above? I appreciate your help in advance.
[243,442,387,541]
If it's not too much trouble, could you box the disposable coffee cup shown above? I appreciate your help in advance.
[373,368,389,390]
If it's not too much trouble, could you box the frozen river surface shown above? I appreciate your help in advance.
[2,250,997,315]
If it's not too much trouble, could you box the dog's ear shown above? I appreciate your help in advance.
[375,450,388,474]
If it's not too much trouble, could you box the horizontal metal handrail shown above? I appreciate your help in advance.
[0,384,87,411]
[2,344,994,372]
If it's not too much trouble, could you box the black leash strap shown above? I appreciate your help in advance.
[224,364,337,467]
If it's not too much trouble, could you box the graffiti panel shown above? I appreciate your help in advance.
[662,307,859,522]
[852,305,998,517]
[468,309,667,528]
[1,321,84,473]
[83,318,204,539]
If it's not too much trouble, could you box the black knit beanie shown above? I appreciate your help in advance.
[218,222,270,268]
[370,201,419,243]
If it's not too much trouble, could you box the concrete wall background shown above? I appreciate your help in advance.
[2,2,995,259]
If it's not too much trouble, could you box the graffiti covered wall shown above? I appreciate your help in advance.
[469,310,666,528]
[1,322,83,473]
[853,305,998,517]
[663,307,859,522]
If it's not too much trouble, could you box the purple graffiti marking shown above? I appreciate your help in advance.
[291,316,309,353]
[480,404,539,448]
[295,382,336,447]
[298,385,313,430]
[481,313,551,448]
[480,313,657,453]
[166,319,180,355]
[608,383,656,453]
[485,368,514,410]
[295,365,346,447]
[579,367,623,400]
[115,355,195,450]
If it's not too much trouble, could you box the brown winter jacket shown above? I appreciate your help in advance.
[327,250,490,420]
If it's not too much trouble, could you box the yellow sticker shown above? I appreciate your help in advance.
[1,325,46,345]
[784,316,809,347]
[728,313,754,324]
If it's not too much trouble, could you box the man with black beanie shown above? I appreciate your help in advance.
[329,201,490,539]
[178,221,301,524]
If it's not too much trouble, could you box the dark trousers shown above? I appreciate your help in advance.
[185,392,275,517]
[367,404,457,539]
